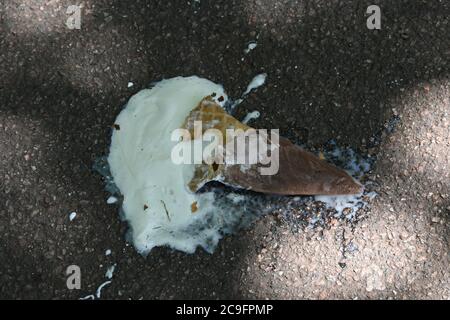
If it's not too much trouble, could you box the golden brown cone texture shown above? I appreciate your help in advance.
[183,97,363,195]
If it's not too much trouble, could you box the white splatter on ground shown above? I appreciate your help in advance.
[95,280,112,299]
[242,110,260,124]
[69,211,77,221]
[228,73,268,111]
[243,73,267,95]
[244,41,258,54]
[106,196,118,204]
[105,264,117,279]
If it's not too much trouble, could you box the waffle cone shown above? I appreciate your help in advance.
[182,97,363,195]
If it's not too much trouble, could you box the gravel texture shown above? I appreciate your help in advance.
[0,0,448,299]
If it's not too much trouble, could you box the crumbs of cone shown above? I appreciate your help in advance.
[191,201,198,213]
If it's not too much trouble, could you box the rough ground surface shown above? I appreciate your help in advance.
[0,0,449,299]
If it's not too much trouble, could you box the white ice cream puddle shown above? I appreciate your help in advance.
[108,76,229,254]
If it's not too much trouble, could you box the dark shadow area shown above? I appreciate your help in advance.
[0,0,448,298]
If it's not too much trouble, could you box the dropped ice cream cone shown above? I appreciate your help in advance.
[183,97,363,196]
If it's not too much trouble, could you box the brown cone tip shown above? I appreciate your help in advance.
[184,97,363,196]
[222,136,363,196]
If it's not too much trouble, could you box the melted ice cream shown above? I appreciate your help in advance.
[106,77,372,255]
[108,76,227,254]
